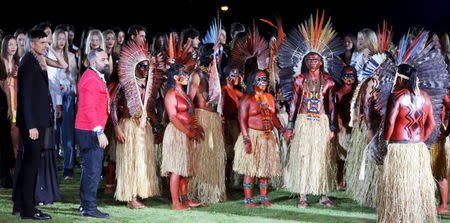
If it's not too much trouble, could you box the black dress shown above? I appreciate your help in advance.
[0,83,14,188]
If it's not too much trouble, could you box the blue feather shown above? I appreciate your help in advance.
[202,18,221,44]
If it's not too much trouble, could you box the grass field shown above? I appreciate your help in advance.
[2,167,450,223]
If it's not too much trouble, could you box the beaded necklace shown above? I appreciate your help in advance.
[175,86,195,116]
[254,93,272,137]
[304,73,323,117]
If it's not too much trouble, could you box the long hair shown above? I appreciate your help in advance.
[1,35,19,64]
[51,29,69,67]
[245,69,269,95]
[83,29,106,56]
[397,64,418,95]
[198,43,214,67]
[165,64,185,93]
[356,28,377,51]
[343,34,357,53]
[151,32,167,53]
[435,32,450,56]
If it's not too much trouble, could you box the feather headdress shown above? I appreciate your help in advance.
[231,22,270,78]
[118,39,154,126]
[202,16,222,50]
[367,30,450,164]
[260,17,285,92]
[167,33,193,64]
[352,21,393,81]
[278,10,344,101]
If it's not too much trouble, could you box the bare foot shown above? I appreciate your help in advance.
[128,199,146,209]
[319,197,335,208]
[182,200,203,208]
[297,200,308,208]
[245,203,259,208]
[261,201,274,207]
[437,205,449,214]
[172,203,190,211]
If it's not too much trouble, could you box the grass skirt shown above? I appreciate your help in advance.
[161,122,195,177]
[188,109,226,204]
[344,121,380,208]
[233,129,281,178]
[431,138,448,180]
[284,114,336,195]
[115,119,160,202]
[377,142,437,223]
[271,112,289,188]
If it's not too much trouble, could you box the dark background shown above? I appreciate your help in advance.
[1,0,450,44]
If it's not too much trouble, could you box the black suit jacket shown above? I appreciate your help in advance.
[16,52,53,131]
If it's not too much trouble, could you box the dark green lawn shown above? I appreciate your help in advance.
[2,167,450,223]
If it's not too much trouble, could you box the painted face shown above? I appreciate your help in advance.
[175,67,189,85]
[117,31,125,45]
[56,32,66,49]
[305,53,323,72]
[90,34,100,49]
[344,36,353,51]
[227,68,240,85]
[254,72,268,91]
[136,60,150,79]
[341,67,356,85]
[7,38,18,55]
[106,33,116,49]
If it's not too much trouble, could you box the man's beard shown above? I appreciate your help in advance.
[98,65,110,81]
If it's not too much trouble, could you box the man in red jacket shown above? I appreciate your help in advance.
[75,48,110,219]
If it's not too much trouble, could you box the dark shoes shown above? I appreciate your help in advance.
[81,209,110,219]
[20,211,52,220]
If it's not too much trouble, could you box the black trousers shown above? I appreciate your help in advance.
[12,128,45,216]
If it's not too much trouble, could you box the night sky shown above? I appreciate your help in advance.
[1,0,450,44]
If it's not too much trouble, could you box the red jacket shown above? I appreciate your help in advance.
[75,68,109,131]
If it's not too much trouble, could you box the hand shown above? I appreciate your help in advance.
[98,133,109,149]
[7,108,11,120]
[114,126,126,144]
[245,141,252,154]
[329,131,336,141]
[29,128,39,140]
[283,129,293,142]
[192,124,205,141]
[56,105,62,119]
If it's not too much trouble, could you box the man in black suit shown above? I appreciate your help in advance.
[12,29,53,220]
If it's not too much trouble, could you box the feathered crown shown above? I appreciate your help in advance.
[396,31,429,65]
[260,17,285,92]
[118,39,154,120]
[231,22,269,74]
[366,30,450,164]
[202,16,221,49]
[278,10,344,101]
[167,32,193,64]
[279,10,343,75]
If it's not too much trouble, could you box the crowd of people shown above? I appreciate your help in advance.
[0,11,449,222]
